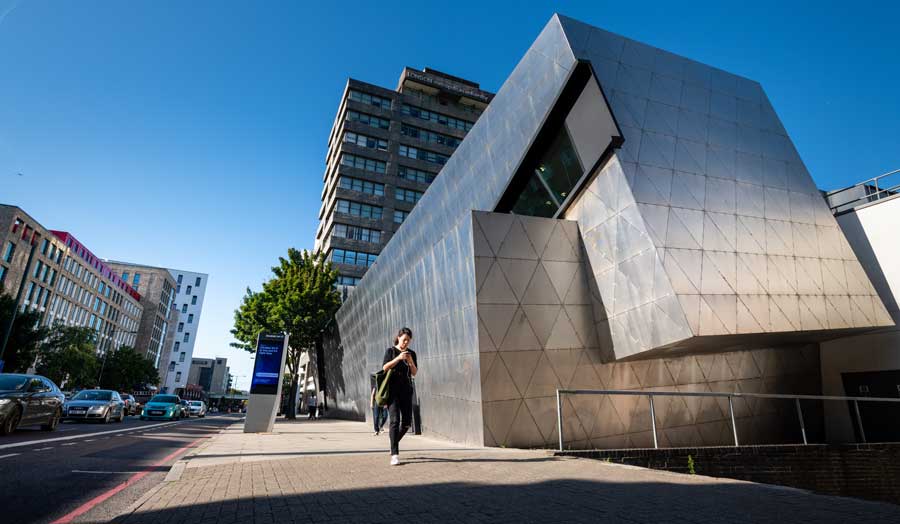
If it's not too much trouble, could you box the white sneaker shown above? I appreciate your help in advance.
[390,454,400,466]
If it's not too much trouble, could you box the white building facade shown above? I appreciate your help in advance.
[161,268,209,393]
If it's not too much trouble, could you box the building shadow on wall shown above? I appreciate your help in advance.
[112,478,900,524]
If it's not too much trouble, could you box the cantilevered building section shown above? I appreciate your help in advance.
[324,15,894,449]
[314,67,493,295]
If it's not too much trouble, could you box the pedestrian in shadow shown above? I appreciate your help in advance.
[370,385,388,435]
[382,327,417,466]
[307,392,318,420]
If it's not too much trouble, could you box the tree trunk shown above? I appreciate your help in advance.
[298,355,311,416]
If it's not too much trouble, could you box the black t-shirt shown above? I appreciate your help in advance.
[382,347,417,391]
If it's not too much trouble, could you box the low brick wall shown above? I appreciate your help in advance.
[558,444,900,505]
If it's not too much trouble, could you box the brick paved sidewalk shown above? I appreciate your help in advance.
[114,418,900,524]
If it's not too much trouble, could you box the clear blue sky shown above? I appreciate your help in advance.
[1,1,897,388]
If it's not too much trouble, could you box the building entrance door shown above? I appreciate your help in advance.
[841,369,900,442]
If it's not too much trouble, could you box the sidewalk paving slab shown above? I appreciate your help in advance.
[114,418,900,524]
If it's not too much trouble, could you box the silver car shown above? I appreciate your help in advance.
[187,400,207,418]
[63,389,126,423]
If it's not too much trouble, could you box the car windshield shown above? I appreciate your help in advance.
[73,390,113,401]
[0,375,29,391]
[189,401,202,406]
[149,395,178,404]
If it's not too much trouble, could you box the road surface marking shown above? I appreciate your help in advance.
[0,453,20,459]
[34,447,54,451]
[61,443,76,446]
[50,435,209,524]
[0,421,178,451]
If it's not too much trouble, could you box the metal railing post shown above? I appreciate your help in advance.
[853,400,867,443]
[794,398,808,445]
[556,390,564,452]
[648,395,658,449]
[728,396,739,447]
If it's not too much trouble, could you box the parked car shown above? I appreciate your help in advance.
[63,389,126,423]
[187,400,207,418]
[179,399,190,418]
[120,394,137,416]
[140,394,183,421]
[0,373,65,435]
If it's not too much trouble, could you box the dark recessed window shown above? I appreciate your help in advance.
[510,128,583,218]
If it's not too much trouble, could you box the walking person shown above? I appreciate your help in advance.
[307,393,318,420]
[370,385,388,435]
[382,327,417,466]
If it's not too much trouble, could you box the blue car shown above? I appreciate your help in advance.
[140,394,183,421]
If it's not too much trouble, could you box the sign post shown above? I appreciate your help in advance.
[244,333,288,433]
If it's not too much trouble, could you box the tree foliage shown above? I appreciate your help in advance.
[231,249,340,418]
[36,325,99,389]
[99,347,159,391]
[0,292,48,373]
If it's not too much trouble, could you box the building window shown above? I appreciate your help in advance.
[175,371,181,382]
[195,277,201,287]
[177,274,183,284]
[0,266,7,287]
[509,126,584,218]
[332,224,382,244]
[181,304,187,314]
[331,249,377,267]
[395,188,424,204]
[343,132,388,151]
[345,110,390,130]
[169,361,176,371]
[179,352,186,363]
[340,154,386,174]
[188,313,194,324]
[336,275,360,286]
[3,242,14,263]
[338,177,384,196]
[335,199,383,220]
[393,210,409,224]
[133,273,140,286]
[401,104,473,131]
[192,295,198,305]
[178,322,184,332]
[348,90,392,109]
[183,333,190,342]
[400,124,461,147]
[174,341,180,351]
[397,165,435,184]
[399,145,448,166]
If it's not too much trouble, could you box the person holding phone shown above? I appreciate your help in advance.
[382,327,418,466]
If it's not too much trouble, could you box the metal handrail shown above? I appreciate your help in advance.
[826,167,900,213]
[555,388,900,452]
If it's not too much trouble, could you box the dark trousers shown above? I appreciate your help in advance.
[388,389,413,455]
[372,406,388,432]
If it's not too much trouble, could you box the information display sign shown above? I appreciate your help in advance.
[250,334,286,395]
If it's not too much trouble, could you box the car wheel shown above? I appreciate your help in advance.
[118,410,125,423]
[41,408,62,431]
[1,408,21,435]
[103,410,111,424]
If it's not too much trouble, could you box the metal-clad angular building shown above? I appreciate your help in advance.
[325,15,893,448]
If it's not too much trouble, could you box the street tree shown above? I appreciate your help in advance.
[0,292,47,373]
[36,325,99,389]
[231,248,340,419]
[99,346,159,391]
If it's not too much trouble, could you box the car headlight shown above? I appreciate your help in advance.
[88,405,106,413]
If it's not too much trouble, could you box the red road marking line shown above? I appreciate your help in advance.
[50,436,208,524]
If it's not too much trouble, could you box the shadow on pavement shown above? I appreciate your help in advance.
[113,478,900,524]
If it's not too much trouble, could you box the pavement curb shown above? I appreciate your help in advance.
[110,481,165,523]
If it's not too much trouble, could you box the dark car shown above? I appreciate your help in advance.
[0,373,65,435]
[120,394,137,416]
[63,389,126,423]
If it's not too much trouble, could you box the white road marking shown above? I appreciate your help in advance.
[61,443,77,446]
[0,421,179,451]
[34,447,53,451]
[0,453,21,459]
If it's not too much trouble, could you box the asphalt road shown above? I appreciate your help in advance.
[0,413,242,524]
